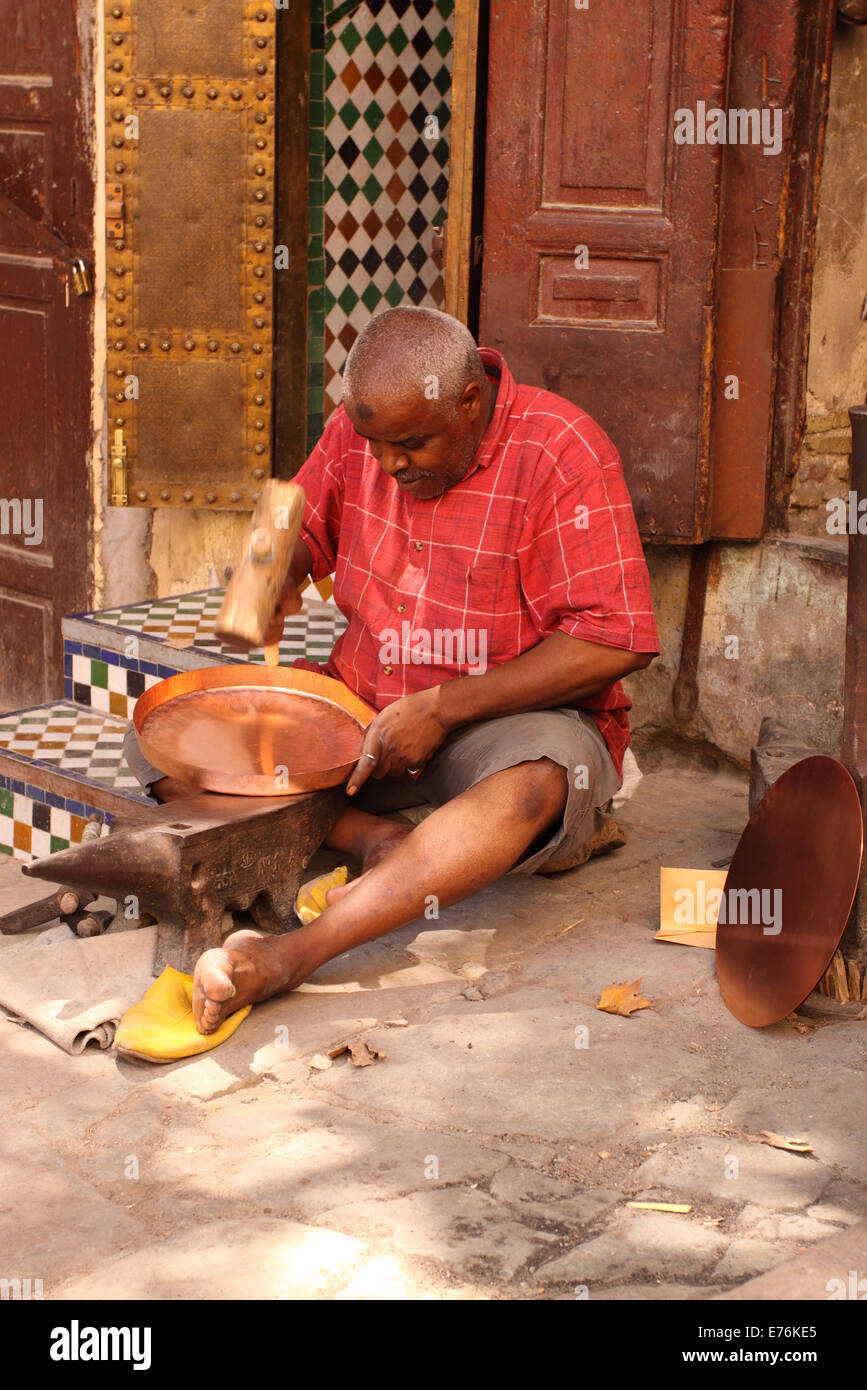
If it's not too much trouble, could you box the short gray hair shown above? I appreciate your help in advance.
[342,306,485,415]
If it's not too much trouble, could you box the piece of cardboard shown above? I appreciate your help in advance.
[655,866,729,950]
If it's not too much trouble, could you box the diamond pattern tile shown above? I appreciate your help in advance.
[322,0,454,417]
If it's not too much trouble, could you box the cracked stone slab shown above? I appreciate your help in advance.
[712,1239,798,1282]
[488,1165,620,1228]
[715,1220,867,1301]
[55,1217,368,1300]
[145,1110,514,1220]
[317,1187,558,1282]
[0,1121,143,1288]
[305,988,709,1145]
[632,1137,828,1209]
[738,1209,847,1244]
[805,1180,867,1226]
[536,1208,728,1285]
[586,1282,730,1301]
[720,1078,867,1184]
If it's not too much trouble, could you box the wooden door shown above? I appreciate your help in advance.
[0,0,93,709]
[479,0,733,542]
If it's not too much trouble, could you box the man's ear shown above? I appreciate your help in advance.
[460,380,482,421]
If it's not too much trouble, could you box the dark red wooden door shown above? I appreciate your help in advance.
[0,0,93,709]
[479,0,733,541]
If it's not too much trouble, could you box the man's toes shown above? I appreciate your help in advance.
[197,995,228,1035]
[196,948,238,1003]
[192,948,237,1031]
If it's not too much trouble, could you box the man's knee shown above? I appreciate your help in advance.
[515,757,568,825]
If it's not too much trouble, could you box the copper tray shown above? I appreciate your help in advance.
[133,666,376,795]
[716,755,863,1027]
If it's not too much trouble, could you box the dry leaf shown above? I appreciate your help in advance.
[308,1053,332,1071]
[163,636,195,649]
[323,1038,387,1068]
[597,978,653,1017]
[626,1201,691,1214]
[747,1130,813,1155]
[785,1012,812,1035]
[348,1039,386,1067]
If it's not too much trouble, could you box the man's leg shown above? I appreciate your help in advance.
[192,758,567,1033]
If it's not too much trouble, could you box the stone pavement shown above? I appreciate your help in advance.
[1,747,865,1301]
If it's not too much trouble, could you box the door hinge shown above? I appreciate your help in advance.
[106,183,125,241]
[110,427,128,506]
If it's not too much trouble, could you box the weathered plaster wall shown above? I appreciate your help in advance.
[789,20,867,535]
[628,19,865,768]
[626,540,847,768]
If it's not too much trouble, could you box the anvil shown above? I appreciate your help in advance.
[18,787,347,975]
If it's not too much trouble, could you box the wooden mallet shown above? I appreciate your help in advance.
[215,480,306,667]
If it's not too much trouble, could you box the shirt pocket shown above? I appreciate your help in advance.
[430,555,520,665]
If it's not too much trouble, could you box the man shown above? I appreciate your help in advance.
[125,306,659,1033]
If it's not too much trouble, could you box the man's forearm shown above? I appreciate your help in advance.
[435,631,653,733]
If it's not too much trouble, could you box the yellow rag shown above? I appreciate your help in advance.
[115,966,251,1063]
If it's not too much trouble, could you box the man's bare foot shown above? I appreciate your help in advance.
[325,825,411,905]
[192,928,297,1034]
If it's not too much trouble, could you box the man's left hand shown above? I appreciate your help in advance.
[347,688,449,794]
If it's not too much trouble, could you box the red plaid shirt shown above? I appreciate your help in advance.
[293,349,659,780]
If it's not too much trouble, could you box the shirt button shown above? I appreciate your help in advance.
[397,603,406,613]
[413,541,423,552]
[383,665,393,676]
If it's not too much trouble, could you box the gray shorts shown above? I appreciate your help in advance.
[121,707,622,876]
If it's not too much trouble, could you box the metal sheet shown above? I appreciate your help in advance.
[104,0,276,510]
[134,665,375,795]
[716,756,864,1027]
[137,109,244,327]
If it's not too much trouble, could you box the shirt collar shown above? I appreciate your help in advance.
[469,348,517,471]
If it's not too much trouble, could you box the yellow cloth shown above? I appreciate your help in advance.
[295,865,350,924]
[115,966,251,1063]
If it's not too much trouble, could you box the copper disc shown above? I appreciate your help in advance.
[133,666,375,795]
[716,755,863,1027]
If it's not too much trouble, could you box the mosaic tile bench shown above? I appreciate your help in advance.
[0,590,347,861]
[63,589,347,720]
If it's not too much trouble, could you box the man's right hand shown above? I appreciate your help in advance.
[261,584,303,647]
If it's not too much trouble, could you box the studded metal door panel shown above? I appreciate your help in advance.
[104,0,275,510]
